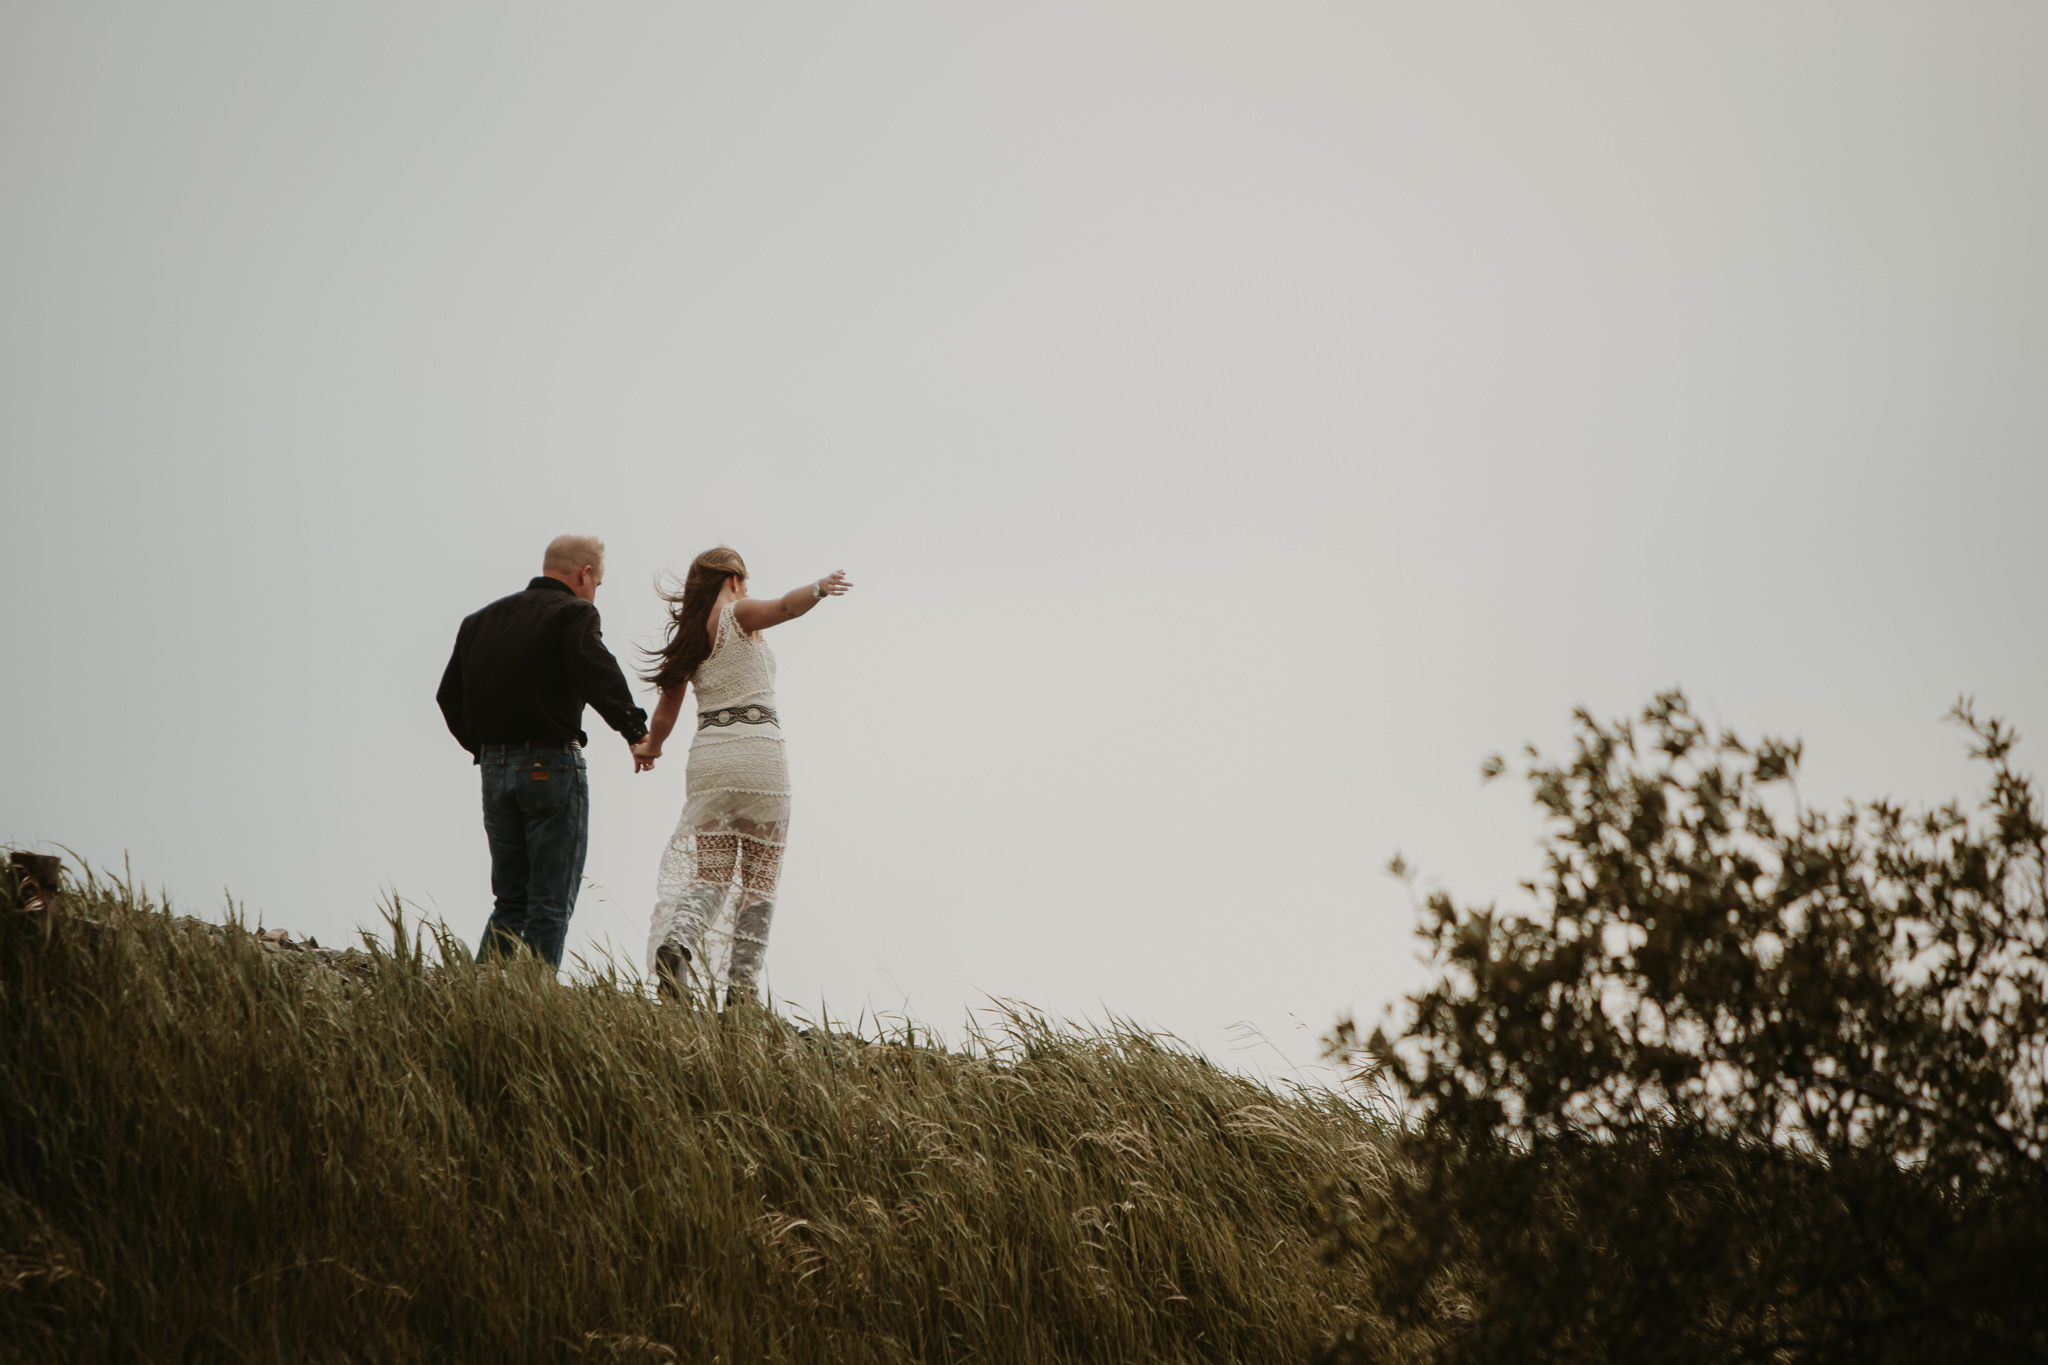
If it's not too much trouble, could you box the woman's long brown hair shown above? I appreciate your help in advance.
[642,546,747,692]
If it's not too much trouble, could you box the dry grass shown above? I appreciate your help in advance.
[0,860,1412,1363]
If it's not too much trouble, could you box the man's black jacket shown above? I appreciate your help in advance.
[436,577,649,758]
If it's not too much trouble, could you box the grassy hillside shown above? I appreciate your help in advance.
[0,862,1408,1364]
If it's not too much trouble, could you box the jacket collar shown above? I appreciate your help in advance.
[527,576,576,597]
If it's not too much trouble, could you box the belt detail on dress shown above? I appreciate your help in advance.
[697,704,779,731]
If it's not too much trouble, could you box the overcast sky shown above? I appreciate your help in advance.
[5,3,2043,1080]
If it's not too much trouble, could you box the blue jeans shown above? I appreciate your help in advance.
[477,743,589,968]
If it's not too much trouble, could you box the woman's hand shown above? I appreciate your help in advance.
[815,569,853,598]
[635,687,682,771]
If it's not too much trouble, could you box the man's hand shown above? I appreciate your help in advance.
[632,737,661,773]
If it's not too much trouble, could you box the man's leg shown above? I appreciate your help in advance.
[477,753,531,961]
[519,747,590,969]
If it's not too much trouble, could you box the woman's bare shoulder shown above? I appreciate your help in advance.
[730,597,775,635]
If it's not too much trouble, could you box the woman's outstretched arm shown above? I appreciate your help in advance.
[733,570,853,633]
[633,686,686,772]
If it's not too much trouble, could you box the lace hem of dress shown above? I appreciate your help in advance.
[646,819,787,998]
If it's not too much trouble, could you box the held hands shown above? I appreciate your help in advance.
[632,737,661,773]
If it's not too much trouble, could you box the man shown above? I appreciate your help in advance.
[436,534,649,967]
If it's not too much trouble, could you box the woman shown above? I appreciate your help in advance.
[634,547,851,1006]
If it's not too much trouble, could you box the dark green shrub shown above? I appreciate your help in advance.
[1327,693,2048,1363]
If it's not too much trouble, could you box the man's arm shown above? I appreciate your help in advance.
[563,605,650,746]
[436,635,476,755]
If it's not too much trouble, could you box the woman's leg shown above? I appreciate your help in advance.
[725,832,786,1004]
[650,830,739,1000]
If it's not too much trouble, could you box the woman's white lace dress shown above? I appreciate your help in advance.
[645,601,790,996]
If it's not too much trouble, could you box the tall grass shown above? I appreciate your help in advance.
[0,863,1408,1363]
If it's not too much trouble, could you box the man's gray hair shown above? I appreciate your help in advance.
[542,534,606,574]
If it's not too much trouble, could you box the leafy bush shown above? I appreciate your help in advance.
[1325,693,2048,1363]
